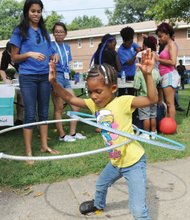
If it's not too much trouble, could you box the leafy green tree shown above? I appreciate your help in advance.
[106,0,152,25]
[45,11,63,33]
[146,0,190,24]
[0,0,23,40]
[68,15,103,31]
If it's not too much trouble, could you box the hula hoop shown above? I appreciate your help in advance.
[0,117,138,161]
[67,111,185,151]
[0,110,185,161]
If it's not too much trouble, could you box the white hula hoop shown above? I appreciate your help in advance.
[0,110,185,162]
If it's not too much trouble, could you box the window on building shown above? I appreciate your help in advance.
[116,35,122,49]
[72,61,83,70]
[89,38,94,47]
[177,56,190,66]
[187,29,190,39]
[78,39,82,48]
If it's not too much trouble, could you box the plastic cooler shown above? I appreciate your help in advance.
[0,85,15,126]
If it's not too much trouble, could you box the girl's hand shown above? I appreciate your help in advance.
[30,52,46,61]
[51,54,59,63]
[49,60,56,83]
[136,48,154,76]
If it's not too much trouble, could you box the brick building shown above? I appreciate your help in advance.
[0,20,190,73]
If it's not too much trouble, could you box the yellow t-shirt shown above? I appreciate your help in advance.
[84,95,144,168]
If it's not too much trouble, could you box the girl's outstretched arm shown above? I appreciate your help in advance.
[49,60,87,108]
[132,48,158,108]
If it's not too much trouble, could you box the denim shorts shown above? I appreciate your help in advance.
[56,72,71,89]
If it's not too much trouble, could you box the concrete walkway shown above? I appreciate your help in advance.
[1,157,190,220]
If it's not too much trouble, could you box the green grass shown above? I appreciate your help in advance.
[0,87,190,189]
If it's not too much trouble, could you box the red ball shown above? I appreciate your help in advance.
[159,117,177,134]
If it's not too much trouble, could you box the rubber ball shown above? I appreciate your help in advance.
[159,117,177,134]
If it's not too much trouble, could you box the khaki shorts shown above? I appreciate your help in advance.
[138,104,157,120]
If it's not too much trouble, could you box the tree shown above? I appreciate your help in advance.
[45,11,63,33]
[68,15,103,31]
[106,0,152,25]
[146,0,190,24]
[0,0,23,40]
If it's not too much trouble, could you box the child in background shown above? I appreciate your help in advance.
[134,36,160,139]
[49,49,157,219]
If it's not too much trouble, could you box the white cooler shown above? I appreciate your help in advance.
[0,85,15,126]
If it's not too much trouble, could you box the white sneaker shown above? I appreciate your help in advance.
[59,135,76,142]
[139,133,150,139]
[151,131,157,140]
[73,133,87,140]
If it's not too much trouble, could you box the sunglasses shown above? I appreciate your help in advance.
[36,32,41,44]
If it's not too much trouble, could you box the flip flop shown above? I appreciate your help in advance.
[26,153,34,165]
[40,147,60,155]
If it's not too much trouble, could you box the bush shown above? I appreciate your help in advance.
[5,68,16,79]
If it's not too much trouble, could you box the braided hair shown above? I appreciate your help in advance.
[87,63,117,85]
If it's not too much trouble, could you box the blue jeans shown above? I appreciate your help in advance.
[94,155,151,220]
[19,74,51,127]
[56,72,71,89]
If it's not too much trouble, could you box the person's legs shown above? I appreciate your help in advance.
[123,155,151,220]
[143,119,150,131]
[37,74,51,149]
[94,162,122,209]
[79,162,121,214]
[52,92,66,137]
[138,107,150,139]
[23,128,34,164]
[150,105,157,132]
[150,118,156,132]
[174,89,179,108]
[181,77,185,90]
[66,89,79,135]
[163,87,176,119]
[19,74,38,162]
[174,89,185,112]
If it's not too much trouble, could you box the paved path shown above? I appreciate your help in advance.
[1,157,190,220]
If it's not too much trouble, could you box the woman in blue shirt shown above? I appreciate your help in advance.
[10,0,59,164]
[51,22,86,142]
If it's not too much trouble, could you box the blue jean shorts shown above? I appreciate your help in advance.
[56,72,71,89]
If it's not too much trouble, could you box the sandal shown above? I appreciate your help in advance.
[40,147,60,155]
[26,153,34,165]
[79,200,101,215]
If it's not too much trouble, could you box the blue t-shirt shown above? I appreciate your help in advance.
[51,41,72,73]
[10,27,55,74]
[118,42,140,77]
